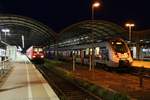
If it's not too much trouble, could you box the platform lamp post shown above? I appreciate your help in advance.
[89,1,100,71]
[1,29,10,42]
[125,23,135,59]
[1,29,10,61]
[125,23,135,42]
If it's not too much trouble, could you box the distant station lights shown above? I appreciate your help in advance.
[1,28,10,41]
[1,28,10,33]
[1,28,10,36]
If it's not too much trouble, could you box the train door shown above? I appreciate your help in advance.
[80,49,84,64]
[84,48,90,64]
[95,47,100,64]
[100,47,109,64]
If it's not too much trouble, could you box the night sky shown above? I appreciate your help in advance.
[0,0,150,31]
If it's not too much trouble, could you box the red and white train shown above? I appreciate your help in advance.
[26,46,45,64]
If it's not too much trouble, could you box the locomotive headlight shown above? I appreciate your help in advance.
[41,55,44,58]
[32,55,36,58]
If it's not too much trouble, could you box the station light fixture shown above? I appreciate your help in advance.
[90,1,100,71]
[1,29,10,33]
[92,2,100,8]
[1,28,10,41]
[125,23,135,27]
[125,23,135,42]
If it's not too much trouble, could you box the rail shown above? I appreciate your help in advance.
[37,65,101,100]
[0,59,13,78]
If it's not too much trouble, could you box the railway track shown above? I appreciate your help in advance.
[50,60,150,79]
[36,64,102,100]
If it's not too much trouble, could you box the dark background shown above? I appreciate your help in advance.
[0,0,150,31]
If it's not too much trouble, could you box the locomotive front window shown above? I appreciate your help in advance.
[33,48,38,52]
[33,48,43,52]
[38,48,43,52]
[112,41,128,53]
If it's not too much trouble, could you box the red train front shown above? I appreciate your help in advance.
[26,46,44,64]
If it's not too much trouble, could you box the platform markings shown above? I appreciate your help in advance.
[25,61,33,100]
[32,64,60,100]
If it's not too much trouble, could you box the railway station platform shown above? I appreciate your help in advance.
[0,53,59,100]
[132,60,150,69]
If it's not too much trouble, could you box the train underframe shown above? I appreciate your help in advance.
[55,55,132,70]
[31,58,44,64]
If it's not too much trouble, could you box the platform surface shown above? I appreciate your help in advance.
[132,60,150,68]
[0,54,59,100]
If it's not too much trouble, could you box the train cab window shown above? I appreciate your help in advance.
[33,48,38,52]
[38,48,43,52]
[33,48,43,52]
[112,41,127,53]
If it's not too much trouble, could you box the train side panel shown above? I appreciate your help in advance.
[46,38,133,68]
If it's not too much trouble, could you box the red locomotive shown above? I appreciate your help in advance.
[26,46,44,64]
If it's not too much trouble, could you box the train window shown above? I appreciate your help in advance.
[90,48,92,55]
[78,50,80,56]
[83,50,86,56]
[75,51,78,55]
[86,48,89,55]
[116,42,122,45]
[38,48,43,52]
[63,51,67,56]
[95,47,100,56]
[33,48,43,52]
[72,50,75,54]
[81,50,84,57]
[33,48,38,52]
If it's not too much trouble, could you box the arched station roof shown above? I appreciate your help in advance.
[57,20,127,47]
[0,14,56,50]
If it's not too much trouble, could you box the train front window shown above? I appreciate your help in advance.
[33,48,38,52]
[33,48,43,52]
[38,48,43,52]
[112,41,127,53]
